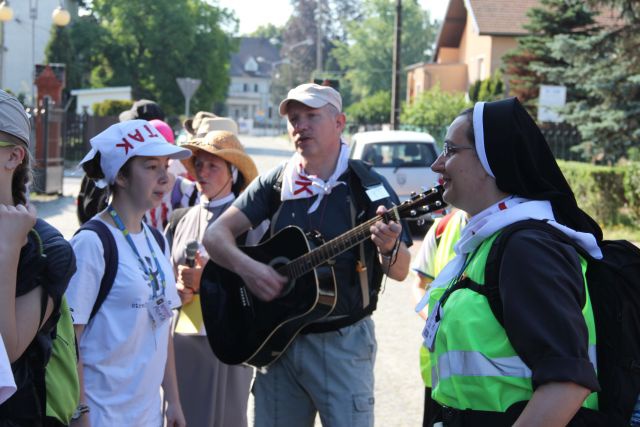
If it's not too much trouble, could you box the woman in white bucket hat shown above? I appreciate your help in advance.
[65,120,191,427]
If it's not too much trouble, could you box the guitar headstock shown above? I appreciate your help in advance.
[395,185,447,220]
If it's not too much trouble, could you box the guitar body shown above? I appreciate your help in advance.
[200,225,337,368]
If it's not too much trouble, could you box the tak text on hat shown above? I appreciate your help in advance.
[79,120,191,188]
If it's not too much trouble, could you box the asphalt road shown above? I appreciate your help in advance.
[32,135,427,426]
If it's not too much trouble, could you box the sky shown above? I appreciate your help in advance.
[216,0,448,36]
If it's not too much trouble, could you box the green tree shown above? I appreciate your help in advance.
[400,85,470,142]
[469,71,505,102]
[48,0,237,116]
[502,0,596,114]
[345,91,390,125]
[331,0,438,101]
[546,14,640,163]
[250,24,283,50]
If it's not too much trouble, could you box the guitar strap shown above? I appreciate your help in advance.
[269,159,386,311]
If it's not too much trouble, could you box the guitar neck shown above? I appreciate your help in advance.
[280,207,400,280]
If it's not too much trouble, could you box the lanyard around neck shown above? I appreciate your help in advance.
[107,205,166,298]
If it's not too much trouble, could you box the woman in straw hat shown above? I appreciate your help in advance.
[168,128,259,427]
[66,120,191,427]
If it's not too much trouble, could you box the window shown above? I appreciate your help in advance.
[254,83,259,92]
[362,142,437,167]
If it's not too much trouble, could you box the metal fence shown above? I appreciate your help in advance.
[61,114,119,167]
[540,124,583,162]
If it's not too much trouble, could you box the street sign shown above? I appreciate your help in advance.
[538,85,566,123]
[176,77,201,117]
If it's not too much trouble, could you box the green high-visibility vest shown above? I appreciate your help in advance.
[428,232,598,412]
[420,211,466,387]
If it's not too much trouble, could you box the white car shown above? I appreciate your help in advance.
[349,130,441,233]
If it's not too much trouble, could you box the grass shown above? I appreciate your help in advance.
[602,225,640,243]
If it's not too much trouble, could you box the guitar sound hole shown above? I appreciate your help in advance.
[269,256,295,298]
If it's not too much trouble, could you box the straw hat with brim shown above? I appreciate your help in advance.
[181,130,257,192]
[186,116,239,140]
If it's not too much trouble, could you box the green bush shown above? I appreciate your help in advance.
[92,99,133,117]
[345,91,391,125]
[623,161,640,222]
[558,160,626,226]
[401,84,470,142]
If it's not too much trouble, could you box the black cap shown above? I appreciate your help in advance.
[119,99,164,122]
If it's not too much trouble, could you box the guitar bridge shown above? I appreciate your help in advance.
[239,287,251,307]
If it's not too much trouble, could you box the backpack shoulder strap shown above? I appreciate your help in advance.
[148,224,166,254]
[348,158,383,189]
[347,159,385,216]
[483,219,586,325]
[267,164,287,236]
[165,207,191,250]
[75,220,117,321]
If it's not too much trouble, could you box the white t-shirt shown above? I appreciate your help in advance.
[0,334,16,405]
[66,217,180,427]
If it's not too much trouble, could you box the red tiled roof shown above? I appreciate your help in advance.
[468,0,540,35]
[434,0,623,59]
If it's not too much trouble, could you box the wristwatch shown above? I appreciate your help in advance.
[71,403,90,420]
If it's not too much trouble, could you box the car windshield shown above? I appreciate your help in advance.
[361,142,437,167]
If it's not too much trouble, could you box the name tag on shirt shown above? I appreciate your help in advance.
[365,185,390,202]
[422,300,442,352]
[147,296,172,326]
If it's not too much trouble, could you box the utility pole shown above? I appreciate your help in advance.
[316,0,324,77]
[390,0,402,130]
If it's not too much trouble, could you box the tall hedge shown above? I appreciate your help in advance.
[558,160,627,226]
[623,162,640,223]
[92,99,133,117]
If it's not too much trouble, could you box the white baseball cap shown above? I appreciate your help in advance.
[80,120,191,188]
[278,83,342,116]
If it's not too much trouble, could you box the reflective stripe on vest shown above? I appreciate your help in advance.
[429,231,599,412]
[433,345,597,388]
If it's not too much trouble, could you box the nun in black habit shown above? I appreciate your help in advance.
[419,97,605,426]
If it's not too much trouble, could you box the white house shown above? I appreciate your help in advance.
[0,0,77,105]
[226,37,283,133]
[70,86,132,115]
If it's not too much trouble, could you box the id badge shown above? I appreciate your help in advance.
[147,296,172,326]
[422,301,442,352]
[365,184,390,202]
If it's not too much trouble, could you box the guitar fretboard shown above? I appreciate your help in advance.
[278,208,400,279]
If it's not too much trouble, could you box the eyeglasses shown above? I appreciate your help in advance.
[0,141,16,148]
[441,142,474,158]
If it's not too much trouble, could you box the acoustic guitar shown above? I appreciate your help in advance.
[200,186,446,368]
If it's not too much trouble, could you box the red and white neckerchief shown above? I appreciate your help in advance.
[145,193,173,232]
[281,143,350,213]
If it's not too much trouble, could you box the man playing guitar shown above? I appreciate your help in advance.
[203,83,412,427]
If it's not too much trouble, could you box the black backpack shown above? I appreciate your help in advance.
[0,220,77,426]
[74,220,166,320]
[76,175,110,225]
[466,219,640,426]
